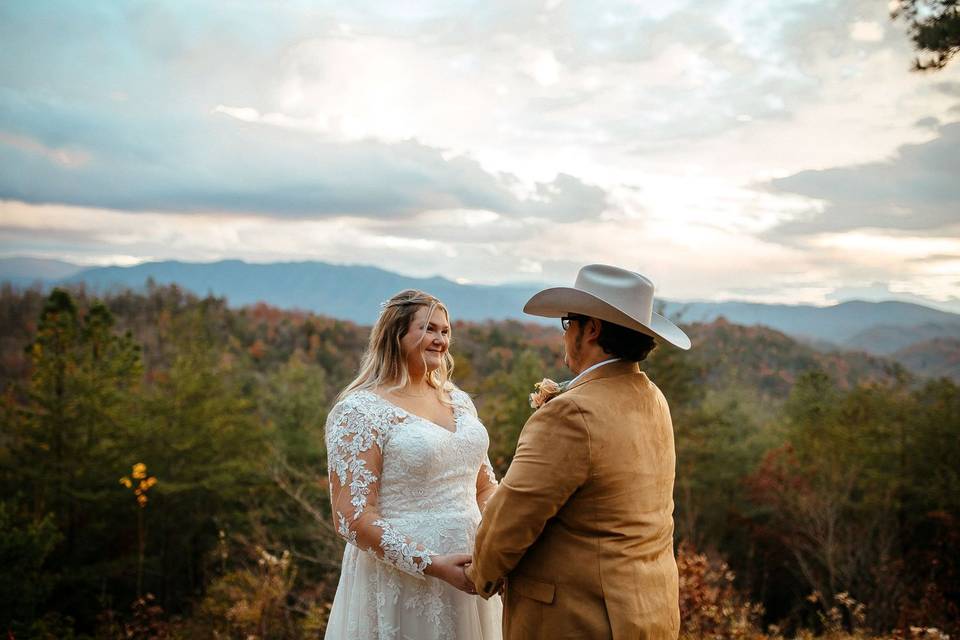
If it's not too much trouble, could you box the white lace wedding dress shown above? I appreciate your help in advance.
[324,387,503,640]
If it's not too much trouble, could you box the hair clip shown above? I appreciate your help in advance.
[382,298,418,309]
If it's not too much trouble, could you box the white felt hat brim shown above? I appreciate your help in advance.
[524,286,691,350]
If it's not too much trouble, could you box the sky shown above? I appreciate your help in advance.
[1,0,959,310]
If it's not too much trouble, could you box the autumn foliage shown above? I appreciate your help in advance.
[0,283,957,638]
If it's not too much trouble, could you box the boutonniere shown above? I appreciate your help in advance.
[529,378,570,410]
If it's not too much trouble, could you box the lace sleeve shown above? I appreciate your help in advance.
[325,397,436,578]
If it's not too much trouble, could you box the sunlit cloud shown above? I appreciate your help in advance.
[811,231,960,259]
[850,20,885,42]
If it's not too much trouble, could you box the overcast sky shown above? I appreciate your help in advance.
[1,0,958,310]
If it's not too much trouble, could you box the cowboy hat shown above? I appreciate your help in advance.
[523,264,691,350]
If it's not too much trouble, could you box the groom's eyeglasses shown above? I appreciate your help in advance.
[561,315,586,331]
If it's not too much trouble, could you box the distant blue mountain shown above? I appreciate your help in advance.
[0,257,83,287]
[58,259,543,326]
[660,299,960,345]
[4,257,960,355]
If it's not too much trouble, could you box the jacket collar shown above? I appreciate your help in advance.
[567,359,641,392]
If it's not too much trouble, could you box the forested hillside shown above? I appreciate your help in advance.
[1,283,957,639]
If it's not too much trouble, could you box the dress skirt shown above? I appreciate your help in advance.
[325,543,502,639]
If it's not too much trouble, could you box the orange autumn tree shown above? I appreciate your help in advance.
[120,463,158,597]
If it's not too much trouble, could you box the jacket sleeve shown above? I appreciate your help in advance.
[469,395,590,597]
[325,399,436,578]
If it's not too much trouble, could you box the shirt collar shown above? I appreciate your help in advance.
[569,357,621,386]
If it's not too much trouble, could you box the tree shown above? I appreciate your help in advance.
[257,351,344,583]
[473,349,546,475]
[137,335,268,610]
[2,289,144,631]
[673,397,765,550]
[0,504,61,636]
[745,371,930,629]
[16,291,141,545]
[892,0,960,70]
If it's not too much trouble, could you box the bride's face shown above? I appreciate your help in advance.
[401,305,451,376]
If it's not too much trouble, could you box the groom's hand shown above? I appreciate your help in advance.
[464,563,477,591]
[425,554,477,594]
[466,563,503,599]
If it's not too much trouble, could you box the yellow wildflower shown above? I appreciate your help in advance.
[119,477,133,488]
[132,463,147,480]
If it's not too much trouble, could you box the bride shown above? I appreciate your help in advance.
[324,289,503,639]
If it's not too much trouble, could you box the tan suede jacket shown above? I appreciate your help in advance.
[469,361,680,640]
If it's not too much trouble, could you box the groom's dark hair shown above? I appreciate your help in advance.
[596,319,657,362]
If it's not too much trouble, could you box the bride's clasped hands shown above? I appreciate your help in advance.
[426,554,477,595]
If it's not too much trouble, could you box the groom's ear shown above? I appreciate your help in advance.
[583,317,603,342]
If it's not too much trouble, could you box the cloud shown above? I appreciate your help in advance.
[850,20,884,43]
[0,200,574,286]
[0,2,614,221]
[762,122,960,237]
[934,81,960,97]
[0,91,606,221]
[2,0,960,311]
[908,253,960,263]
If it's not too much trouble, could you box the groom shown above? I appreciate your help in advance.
[466,264,691,640]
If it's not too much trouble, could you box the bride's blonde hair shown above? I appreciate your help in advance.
[337,289,455,402]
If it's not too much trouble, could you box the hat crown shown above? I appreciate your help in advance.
[574,264,654,324]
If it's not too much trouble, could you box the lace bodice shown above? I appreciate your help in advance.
[325,387,498,578]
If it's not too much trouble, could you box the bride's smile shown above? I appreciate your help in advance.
[401,305,451,376]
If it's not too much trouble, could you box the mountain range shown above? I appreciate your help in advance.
[3,257,959,380]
